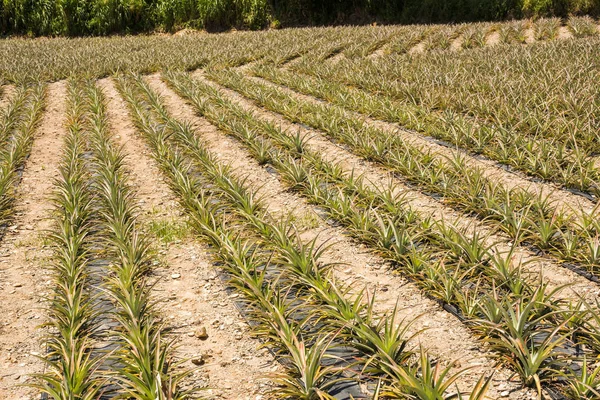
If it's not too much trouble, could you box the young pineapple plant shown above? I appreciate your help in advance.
[567,16,599,38]
[534,18,562,41]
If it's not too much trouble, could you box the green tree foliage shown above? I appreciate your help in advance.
[0,0,271,35]
[0,0,599,36]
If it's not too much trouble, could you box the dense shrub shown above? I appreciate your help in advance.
[0,0,599,36]
[0,0,271,34]
[272,0,600,23]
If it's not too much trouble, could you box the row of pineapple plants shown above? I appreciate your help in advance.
[203,68,600,286]
[35,78,191,399]
[282,56,600,197]
[116,72,504,399]
[288,38,600,184]
[34,79,106,399]
[3,15,599,83]
[298,16,597,60]
[160,69,600,398]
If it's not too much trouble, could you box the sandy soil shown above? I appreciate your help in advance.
[0,85,16,111]
[486,31,501,46]
[409,41,426,54]
[524,27,536,44]
[326,52,346,65]
[0,81,67,399]
[450,34,464,50]
[367,47,387,58]
[557,26,573,40]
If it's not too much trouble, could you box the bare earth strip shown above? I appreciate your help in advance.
[197,72,600,306]
[282,55,304,68]
[450,34,464,50]
[408,40,426,54]
[524,27,535,43]
[0,85,16,111]
[367,46,387,58]
[486,30,501,46]
[145,74,537,399]
[0,81,67,399]
[99,78,277,400]
[558,26,573,40]
[326,52,346,65]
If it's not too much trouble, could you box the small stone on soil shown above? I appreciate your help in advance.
[195,327,209,340]
[191,357,205,366]
[191,352,212,366]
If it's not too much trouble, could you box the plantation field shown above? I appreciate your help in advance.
[1,16,600,400]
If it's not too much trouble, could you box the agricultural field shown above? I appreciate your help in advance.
[1,15,600,400]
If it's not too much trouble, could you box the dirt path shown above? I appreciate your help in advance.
[557,26,573,40]
[486,30,500,46]
[98,78,277,399]
[367,46,387,58]
[146,74,536,399]
[0,81,67,399]
[450,34,464,50]
[0,85,16,110]
[325,52,346,65]
[408,40,426,54]
[282,55,303,68]
[524,27,535,43]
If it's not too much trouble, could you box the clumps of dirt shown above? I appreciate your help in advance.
[408,41,425,54]
[450,34,463,50]
[524,27,536,43]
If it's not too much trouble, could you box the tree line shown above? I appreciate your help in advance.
[1,0,598,36]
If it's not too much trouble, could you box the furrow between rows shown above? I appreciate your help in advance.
[0,82,62,399]
[0,85,16,112]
